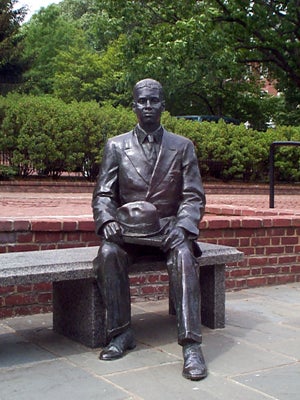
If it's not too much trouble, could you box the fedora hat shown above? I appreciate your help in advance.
[116,201,165,238]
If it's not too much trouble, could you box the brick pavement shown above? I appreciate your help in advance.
[0,189,300,219]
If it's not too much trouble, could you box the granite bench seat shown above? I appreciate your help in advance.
[0,242,243,348]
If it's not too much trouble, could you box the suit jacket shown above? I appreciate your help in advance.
[92,126,206,238]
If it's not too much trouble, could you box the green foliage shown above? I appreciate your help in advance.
[0,94,85,177]
[0,0,27,93]
[0,94,299,183]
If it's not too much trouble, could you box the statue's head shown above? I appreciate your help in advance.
[132,78,165,131]
[133,78,164,100]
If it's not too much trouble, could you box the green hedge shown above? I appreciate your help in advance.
[0,94,299,182]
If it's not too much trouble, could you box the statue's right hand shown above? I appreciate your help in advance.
[102,221,123,244]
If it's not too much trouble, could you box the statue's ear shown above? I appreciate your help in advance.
[132,101,137,112]
[161,100,166,111]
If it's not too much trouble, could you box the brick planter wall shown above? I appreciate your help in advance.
[0,206,299,318]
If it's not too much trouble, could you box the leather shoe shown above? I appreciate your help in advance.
[100,328,136,361]
[182,343,207,380]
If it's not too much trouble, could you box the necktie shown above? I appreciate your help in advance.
[144,134,157,164]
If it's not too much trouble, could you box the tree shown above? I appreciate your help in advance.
[21,4,86,94]
[0,0,27,93]
[207,0,300,124]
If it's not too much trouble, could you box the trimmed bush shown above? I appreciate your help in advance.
[0,94,299,182]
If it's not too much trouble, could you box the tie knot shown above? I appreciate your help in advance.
[147,134,154,143]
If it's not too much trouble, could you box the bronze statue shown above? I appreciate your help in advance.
[92,78,207,380]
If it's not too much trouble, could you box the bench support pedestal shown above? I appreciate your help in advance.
[53,279,106,348]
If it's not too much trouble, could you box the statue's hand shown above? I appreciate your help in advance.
[102,221,123,244]
[162,226,186,251]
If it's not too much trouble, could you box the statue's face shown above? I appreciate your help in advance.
[133,86,165,130]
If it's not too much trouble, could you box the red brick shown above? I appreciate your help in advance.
[262,266,280,274]
[239,238,250,246]
[235,279,247,288]
[277,275,295,284]
[141,286,156,295]
[225,280,236,289]
[130,275,146,285]
[206,219,230,229]
[34,231,63,244]
[291,265,300,273]
[17,232,34,243]
[218,238,240,247]
[247,277,267,287]
[278,255,297,264]
[0,309,14,318]
[62,221,78,231]
[248,257,268,266]
[32,282,52,291]
[5,294,36,306]
[11,244,40,252]
[0,220,13,231]
[77,220,95,231]
[13,220,31,231]
[16,284,32,293]
[255,247,265,255]
[37,293,52,303]
[251,237,270,246]
[40,244,56,250]
[271,237,280,245]
[281,236,299,245]
[229,268,250,277]
[81,232,98,243]
[266,246,285,255]
[272,217,292,227]
[267,276,277,285]
[251,267,262,275]
[235,229,256,238]
[0,285,15,294]
[241,218,262,228]
[31,220,62,232]
[0,232,16,244]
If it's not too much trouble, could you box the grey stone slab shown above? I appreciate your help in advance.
[203,331,293,376]
[220,321,300,357]
[226,298,300,328]
[132,311,178,348]
[68,344,180,377]
[244,283,300,304]
[4,313,52,331]
[233,363,300,400]
[105,363,272,400]
[0,359,129,400]
[0,242,243,286]
[0,333,55,368]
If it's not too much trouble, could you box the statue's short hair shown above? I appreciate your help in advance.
[133,78,164,99]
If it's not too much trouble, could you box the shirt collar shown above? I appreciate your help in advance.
[136,124,163,144]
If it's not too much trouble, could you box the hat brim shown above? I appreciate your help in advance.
[122,234,165,247]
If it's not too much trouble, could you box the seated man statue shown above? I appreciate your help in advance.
[92,78,207,380]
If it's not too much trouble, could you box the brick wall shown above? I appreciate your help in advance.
[0,208,299,318]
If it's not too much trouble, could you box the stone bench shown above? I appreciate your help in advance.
[0,243,243,348]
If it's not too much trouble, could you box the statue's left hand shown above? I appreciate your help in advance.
[162,226,186,251]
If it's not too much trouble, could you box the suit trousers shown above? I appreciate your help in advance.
[94,239,202,346]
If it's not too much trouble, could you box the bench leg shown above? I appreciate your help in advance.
[53,278,106,348]
[200,264,225,329]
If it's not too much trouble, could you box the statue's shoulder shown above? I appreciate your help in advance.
[163,129,193,146]
[107,130,133,142]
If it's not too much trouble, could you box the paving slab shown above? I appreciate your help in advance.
[0,283,299,400]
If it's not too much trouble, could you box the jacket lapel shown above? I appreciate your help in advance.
[148,130,178,193]
[124,131,153,184]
